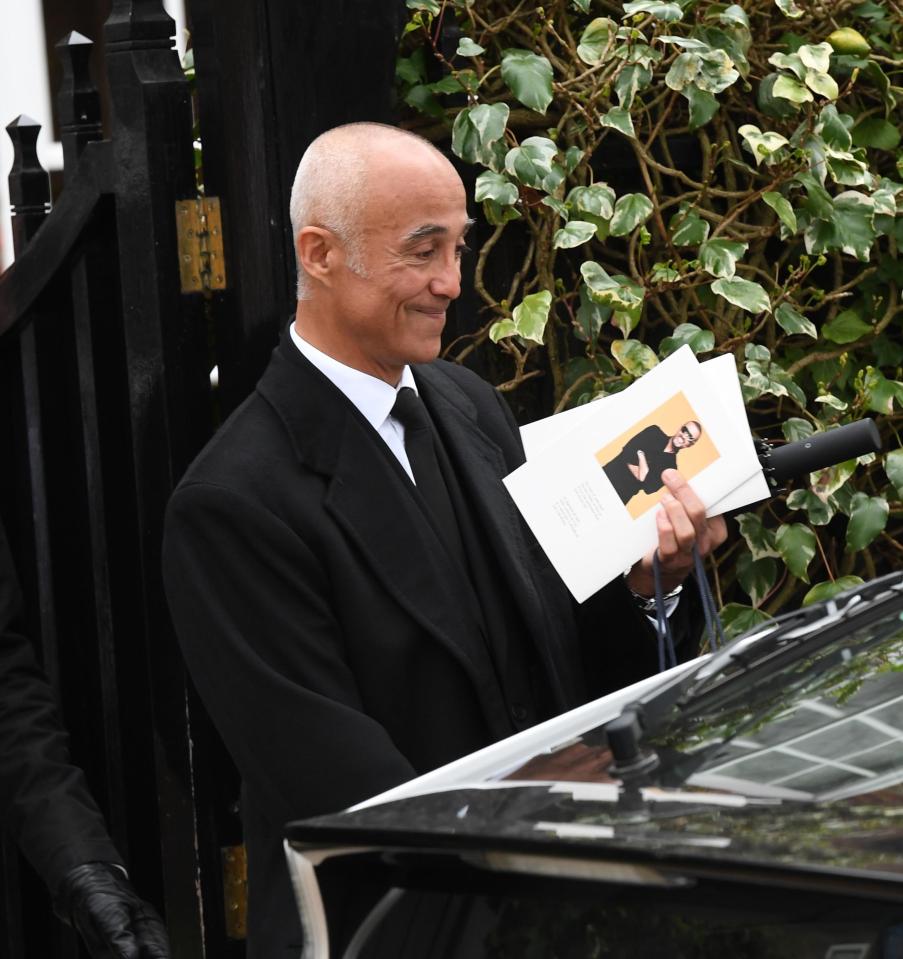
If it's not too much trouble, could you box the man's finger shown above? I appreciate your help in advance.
[660,470,728,558]
[662,470,707,531]
[655,506,695,579]
[659,492,697,555]
[655,503,680,561]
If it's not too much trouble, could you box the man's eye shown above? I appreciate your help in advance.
[455,244,471,259]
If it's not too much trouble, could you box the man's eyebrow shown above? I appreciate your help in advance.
[402,219,477,244]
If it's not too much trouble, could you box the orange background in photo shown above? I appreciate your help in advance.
[594,391,720,519]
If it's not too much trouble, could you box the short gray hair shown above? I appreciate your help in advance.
[289,123,444,299]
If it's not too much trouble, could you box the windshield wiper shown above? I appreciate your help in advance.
[680,572,903,704]
[606,571,903,743]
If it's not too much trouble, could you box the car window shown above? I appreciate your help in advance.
[353,883,903,959]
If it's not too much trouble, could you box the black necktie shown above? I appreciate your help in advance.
[391,387,463,559]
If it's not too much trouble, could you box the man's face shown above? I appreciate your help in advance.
[672,422,701,449]
[327,149,471,383]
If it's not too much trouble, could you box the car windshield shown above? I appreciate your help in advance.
[496,575,903,805]
[653,600,903,802]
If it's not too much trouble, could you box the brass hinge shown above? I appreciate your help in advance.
[221,844,248,940]
[176,196,227,293]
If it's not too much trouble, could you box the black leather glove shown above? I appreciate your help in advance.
[53,861,171,959]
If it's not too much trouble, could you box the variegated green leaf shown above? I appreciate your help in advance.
[737,512,779,560]
[456,37,485,56]
[712,277,771,313]
[737,552,778,607]
[490,290,552,344]
[599,106,635,139]
[501,49,554,114]
[611,338,658,374]
[845,493,888,551]
[578,18,617,65]
[762,192,798,232]
[738,124,790,165]
[802,577,865,605]
[775,303,816,338]
[699,239,747,278]
[623,0,683,20]
[776,523,817,582]
[553,221,597,249]
[610,193,653,235]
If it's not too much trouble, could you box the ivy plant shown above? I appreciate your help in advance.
[397,0,903,631]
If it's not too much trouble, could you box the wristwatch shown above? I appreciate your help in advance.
[625,579,683,613]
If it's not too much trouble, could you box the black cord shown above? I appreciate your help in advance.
[653,547,725,673]
[693,546,725,652]
[653,551,678,671]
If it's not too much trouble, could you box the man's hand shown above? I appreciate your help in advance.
[627,450,648,481]
[53,862,171,959]
[626,469,727,598]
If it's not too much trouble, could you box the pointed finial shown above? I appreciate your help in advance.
[56,30,102,168]
[6,115,50,251]
[6,114,50,212]
[60,29,93,47]
[6,113,41,132]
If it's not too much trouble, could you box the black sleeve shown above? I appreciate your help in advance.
[628,427,671,493]
[162,484,417,829]
[0,519,122,896]
[618,426,659,460]
[577,575,704,696]
[638,453,670,493]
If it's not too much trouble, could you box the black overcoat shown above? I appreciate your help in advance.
[0,517,121,896]
[162,336,691,955]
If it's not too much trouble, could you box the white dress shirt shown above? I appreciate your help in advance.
[289,322,418,482]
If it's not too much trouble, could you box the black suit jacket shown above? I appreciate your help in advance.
[0,518,122,896]
[162,336,692,955]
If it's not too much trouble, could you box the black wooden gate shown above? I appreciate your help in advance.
[1,1,404,956]
[0,2,213,954]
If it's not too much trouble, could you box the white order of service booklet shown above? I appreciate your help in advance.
[504,346,769,603]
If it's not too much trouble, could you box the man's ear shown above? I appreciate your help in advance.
[296,227,340,288]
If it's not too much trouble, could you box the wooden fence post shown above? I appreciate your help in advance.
[102,2,210,952]
[56,30,131,852]
[2,114,55,959]
[5,116,58,682]
[6,116,50,250]
[56,31,104,173]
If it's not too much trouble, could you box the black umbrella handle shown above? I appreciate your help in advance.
[757,418,882,492]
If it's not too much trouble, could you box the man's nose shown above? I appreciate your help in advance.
[430,256,462,301]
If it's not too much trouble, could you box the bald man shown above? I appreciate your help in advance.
[163,123,725,956]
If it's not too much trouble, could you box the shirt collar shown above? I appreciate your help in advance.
[289,321,417,432]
